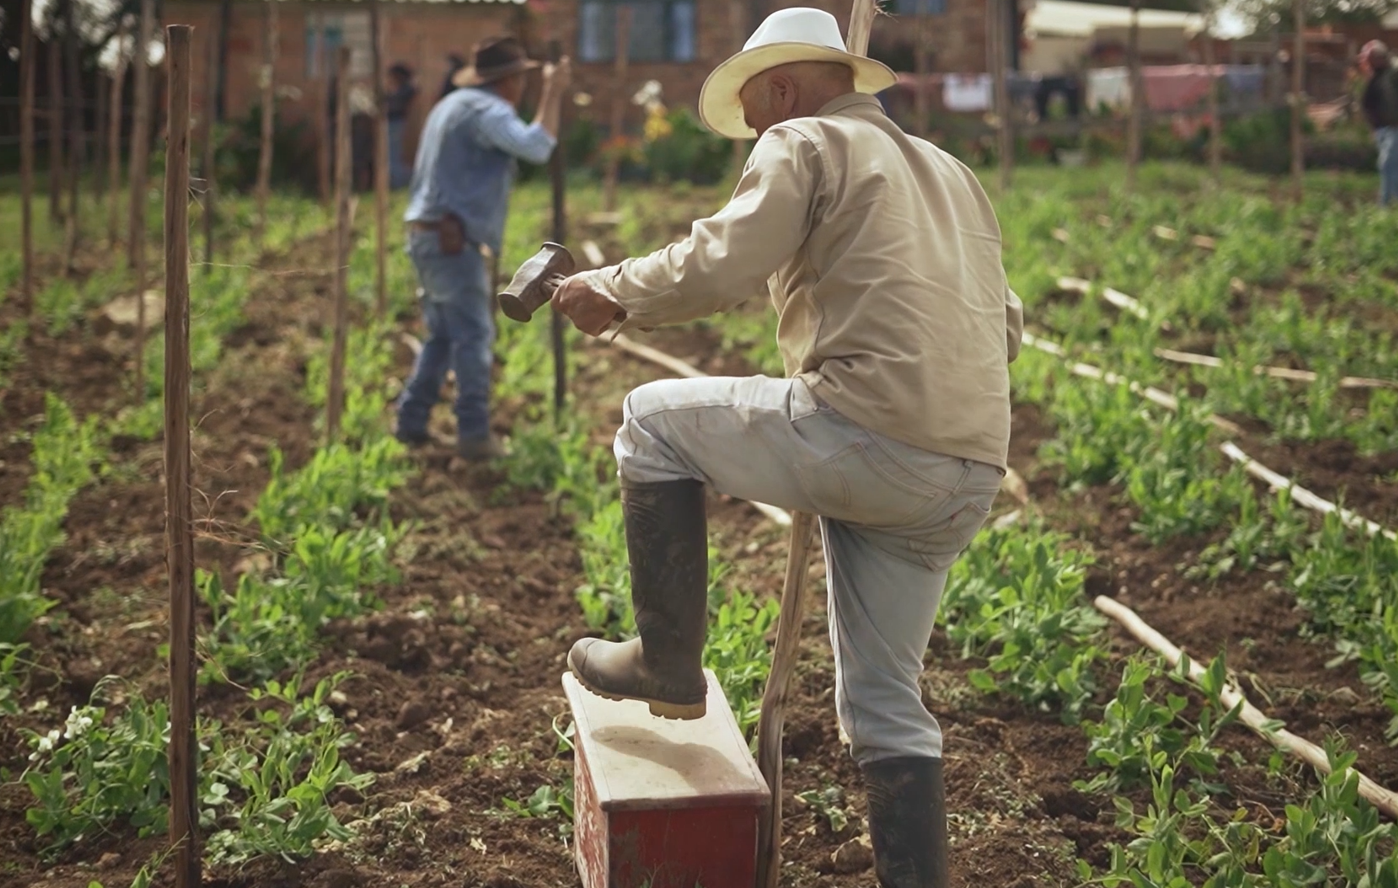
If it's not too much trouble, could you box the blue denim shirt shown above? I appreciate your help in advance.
[404,86,557,255]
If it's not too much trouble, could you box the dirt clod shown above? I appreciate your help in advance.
[831,835,874,874]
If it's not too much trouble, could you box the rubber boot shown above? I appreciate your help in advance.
[861,757,949,888]
[567,479,709,719]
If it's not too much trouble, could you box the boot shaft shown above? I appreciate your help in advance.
[861,756,948,888]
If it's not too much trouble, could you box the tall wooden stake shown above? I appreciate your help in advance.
[313,21,332,206]
[1202,6,1221,182]
[19,0,35,310]
[256,0,278,238]
[549,39,568,422]
[756,6,875,886]
[327,45,352,442]
[48,25,65,228]
[130,0,155,399]
[602,7,630,213]
[914,2,929,139]
[108,18,128,249]
[371,2,389,317]
[1290,0,1305,200]
[96,69,109,205]
[729,0,746,176]
[63,0,82,271]
[1126,0,1142,190]
[993,0,1013,190]
[201,22,221,269]
[161,24,199,888]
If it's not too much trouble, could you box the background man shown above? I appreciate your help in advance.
[385,63,418,189]
[551,9,1022,888]
[396,36,569,459]
[1360,40,1398,205]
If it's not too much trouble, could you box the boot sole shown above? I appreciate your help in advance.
[567,659,707,721]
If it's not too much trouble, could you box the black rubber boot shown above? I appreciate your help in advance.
[861,756,949,888]
[567,479,709,719]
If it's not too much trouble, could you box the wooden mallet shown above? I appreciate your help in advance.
[753,6,879,887]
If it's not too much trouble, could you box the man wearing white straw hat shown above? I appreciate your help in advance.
[553,8,1022,886]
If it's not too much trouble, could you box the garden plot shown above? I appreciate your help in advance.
[2,167,1396,888]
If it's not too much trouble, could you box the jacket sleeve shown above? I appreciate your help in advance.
[578,126,821,329]
[1005,286,1024,363]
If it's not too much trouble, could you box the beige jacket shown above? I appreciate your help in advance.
[578,93,1023,469]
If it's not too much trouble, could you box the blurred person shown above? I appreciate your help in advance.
[1360,40,1398,205]
[440,52,466,100]
[395,36,570,459]
[550,8,1021,887]
[386,63,418,188]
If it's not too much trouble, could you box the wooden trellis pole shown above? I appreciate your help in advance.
[108,18,128,249]
[48,26,65,228]
[914,0,929,139]
[992,0,1012,190]
[1290,0,1305,200]
[326,45,352,442]
[602,7,631,213]
[1202,5,1221,182]
[161,24,199,888]
[313,21,332,206]
[130,0,155,400]
[1126,0,1142,190]
[549,39,568,422]
[201,23,221,269]
[19,0,35,310]
[96,68,108,206]
[371,1,389,317]
[729,0,746,176]
[256,0,278,238]
[63,0,83,271]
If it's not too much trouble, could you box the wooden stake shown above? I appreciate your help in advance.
[1095,596,1398,821]
[201,20,220,270]
[48,25,65,228]
[63,0,82,271]
[95,69,108,205]
[107,18,128,249]
[130,0,155,401]
[161,24,200,888]
[549,39,568,422]
[371,2,389,317]
[1290,0,1305,200]
[914,3,929,140]
[255,0,278,238]
[729,0,747,176]
[755,511,818,888]
[326,45,352,442]
[993,0,1012,190]
[1126,0,1142,190]
[19,0,35,310]
[1201,8,1221,182]
[313,20,332,207]
[602,7,630,213]
[756,4,875,883]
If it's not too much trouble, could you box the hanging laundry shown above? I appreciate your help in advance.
[944,73,992,112]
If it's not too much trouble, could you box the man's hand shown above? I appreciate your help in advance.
[543,57,573,92]
[553,275,626,337]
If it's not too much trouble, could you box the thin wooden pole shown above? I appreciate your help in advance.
[256,0,278,238]
[130,0,155,398]
[63,0,82,271]
[1126,0,1142,189]
[201,22,220,270]
[993,0,1012,190]
[314,20,332,207]
[19,0,35,310]
[1202,8,1221,182]
[108,18,128,249]
[48,24,65,228]
[729,0,746,176]
[326,45,352,442]
[602,7,630,213]
[95,69,108,205]
[549,39,568,423]
[161,24,199,888]
[1290,0,1305,200]
[914,3,929,139]
[371,2,389,317]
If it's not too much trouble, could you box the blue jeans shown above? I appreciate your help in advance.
[1378,127,1398,206]
[388,118,410,190]
[396,229,494,441]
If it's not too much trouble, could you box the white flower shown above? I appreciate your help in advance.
[31,727,61,760]
[63,707,94,740]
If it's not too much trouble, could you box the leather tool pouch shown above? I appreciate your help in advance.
[438,214,467,256]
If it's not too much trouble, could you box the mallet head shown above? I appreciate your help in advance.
[498,242,576,322]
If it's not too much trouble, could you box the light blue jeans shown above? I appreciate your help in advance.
[1378,127,1398,206]
[396,229,494,441]
[614,375,1003,764]
[388,118,410,190]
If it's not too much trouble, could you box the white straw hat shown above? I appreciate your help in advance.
[698,7,897,140]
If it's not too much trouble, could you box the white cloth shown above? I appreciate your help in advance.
[1087,67,1131,110]
[943,73,993,111]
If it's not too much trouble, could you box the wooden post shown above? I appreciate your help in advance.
[549,39,568,423]
[63,0,82,271]
[991,0,1013,190]
[161,24,199,888]
[108,18,128,249]
[48,24,65,228]
[19,0,35,310]
[914,1,929,139]
[1126,0,1142,190]
[1202,6,1221,182]
[313,20,332,206]
[96,69,108,205]
[729,0,747,176]
[326,45,352,442]
[256,0,278,237]
[372,2,389,317]
[201,22,221,269]
[130,0,155,399]
[602,7,630,213]
[1290,0,1305,200]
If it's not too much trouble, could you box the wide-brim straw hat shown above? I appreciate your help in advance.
[453,35,541,88]
[698,7,897,140]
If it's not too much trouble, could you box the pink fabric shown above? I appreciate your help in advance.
[1140,64,1227,112]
